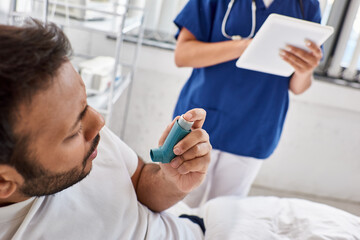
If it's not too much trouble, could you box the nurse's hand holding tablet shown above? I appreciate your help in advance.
[280,40,323,75]
[280,40,323,93]
[236,13,333,93]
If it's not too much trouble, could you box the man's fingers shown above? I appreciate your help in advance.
[170,153,211,174]
[183,108,206,129]
[173,129,209,155]
[160,108,206,146]
[179,141,212,161]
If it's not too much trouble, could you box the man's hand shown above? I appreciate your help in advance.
[133,108,211,212]
[158,108,211,193]
[280,40,322,94]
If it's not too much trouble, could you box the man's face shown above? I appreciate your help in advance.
[14,61,105,197]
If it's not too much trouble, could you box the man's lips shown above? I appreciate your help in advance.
[86,134,100,162]
[88,149,98,161]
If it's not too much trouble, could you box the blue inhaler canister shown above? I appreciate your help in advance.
[150,115,194,164]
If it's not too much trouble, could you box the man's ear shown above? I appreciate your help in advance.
[0,165,23,199]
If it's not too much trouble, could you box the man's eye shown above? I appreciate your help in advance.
[69,126,82,139]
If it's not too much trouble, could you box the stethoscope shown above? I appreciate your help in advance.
[221,0,257,40]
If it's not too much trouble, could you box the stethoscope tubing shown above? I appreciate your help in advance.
[221,0,256,40]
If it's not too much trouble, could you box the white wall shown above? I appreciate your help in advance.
[0,1,9,13]
[255,81,360,202]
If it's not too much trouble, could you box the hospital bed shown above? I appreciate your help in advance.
[168,196,360,239]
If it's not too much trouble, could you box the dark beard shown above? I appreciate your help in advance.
[19,134,100,197]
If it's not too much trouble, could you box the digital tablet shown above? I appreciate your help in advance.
[236,14,334,77]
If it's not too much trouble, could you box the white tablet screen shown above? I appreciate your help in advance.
[236,14,334,77]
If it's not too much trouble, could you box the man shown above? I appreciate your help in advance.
[0,19,211,239]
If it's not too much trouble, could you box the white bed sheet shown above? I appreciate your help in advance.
[168,196,360,240]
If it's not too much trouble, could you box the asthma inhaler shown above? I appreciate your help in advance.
[150,115,194,163]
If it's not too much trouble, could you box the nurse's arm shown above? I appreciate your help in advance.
[175,27,251,68]
[280,40,322,94]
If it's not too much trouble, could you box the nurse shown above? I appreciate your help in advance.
[173,0,323,207]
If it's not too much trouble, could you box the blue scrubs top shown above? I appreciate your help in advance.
[173,0,321,159]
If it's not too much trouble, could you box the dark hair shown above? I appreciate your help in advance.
[0,18,72,176]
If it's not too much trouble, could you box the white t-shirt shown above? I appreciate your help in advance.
[0,126,203,240]
[0,197,35,240]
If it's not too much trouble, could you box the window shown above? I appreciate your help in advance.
[316,0,360,88]
[141,0,187,49]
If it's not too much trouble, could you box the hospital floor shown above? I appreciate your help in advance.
[106,43,360,217]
